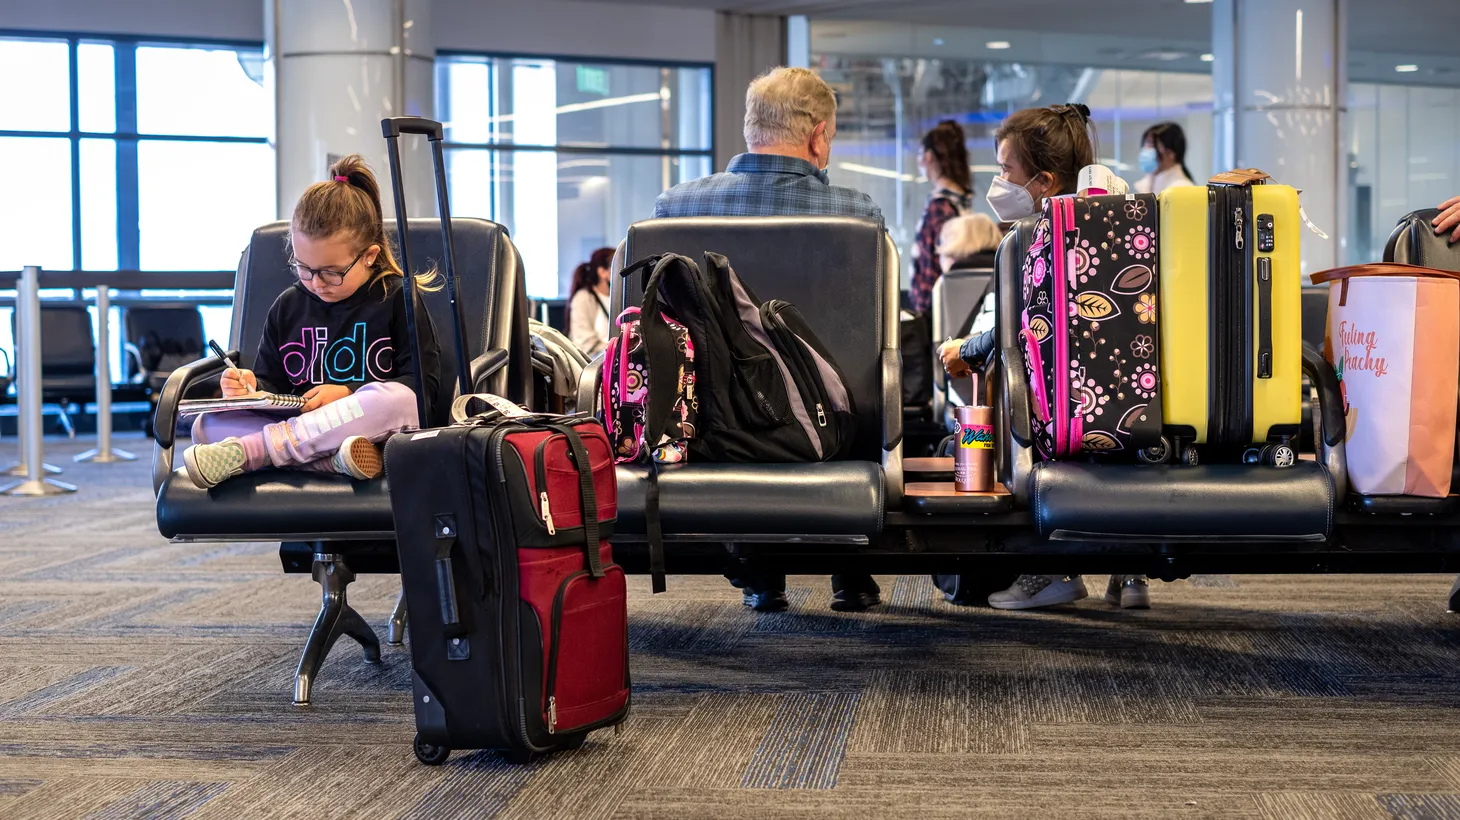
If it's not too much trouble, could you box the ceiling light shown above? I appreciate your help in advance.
[1139,49,1189,61]
[1395,64,1419,73]
[933,38,945,46]
[986,41,1011,50]
[1201,53,1214,62]
[1185,0,1213,4]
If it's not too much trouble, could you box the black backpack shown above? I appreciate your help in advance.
[622,252,856,465]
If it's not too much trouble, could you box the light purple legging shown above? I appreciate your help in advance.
[190,381,419,473]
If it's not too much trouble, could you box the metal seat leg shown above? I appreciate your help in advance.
[387,589,408,646]
[56,403,75,438]
[293,553,382,706]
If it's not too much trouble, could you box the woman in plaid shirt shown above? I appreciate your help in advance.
[909,121,974,315]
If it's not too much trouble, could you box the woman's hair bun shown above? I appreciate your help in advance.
[1059,103,1091,122]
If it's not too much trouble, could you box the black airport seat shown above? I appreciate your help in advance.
[582,217,902,553]
[991,216,1341,542]
[1031,462,1333,542]
[930,265,994,427]
[152,217,531,704]
[124,306,205,392]
[10,304,97,436]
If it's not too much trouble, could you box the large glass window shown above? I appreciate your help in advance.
[438,54,713,298]
[817,56,1213,285]
[0,34,273,274]
[0,33,272,378]
[1349,83,1460,264]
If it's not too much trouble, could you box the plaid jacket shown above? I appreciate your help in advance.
[653,153,884,223]
[909,188,972,314]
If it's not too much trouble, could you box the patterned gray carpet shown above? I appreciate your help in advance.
[5,434,1460,819]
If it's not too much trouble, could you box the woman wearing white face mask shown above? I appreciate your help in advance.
[939,103,1157,611]
[1133,122,1195,195]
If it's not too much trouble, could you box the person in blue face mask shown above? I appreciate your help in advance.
[1133,122,1196,194]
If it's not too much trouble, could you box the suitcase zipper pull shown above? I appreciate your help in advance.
[816,403,827,427]
[540,492,556,535]
[1234,207,1245,250]
[547,696,557,733]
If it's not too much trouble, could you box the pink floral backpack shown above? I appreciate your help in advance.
[600,306,697,464]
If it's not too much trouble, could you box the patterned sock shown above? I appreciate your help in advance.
[237,432,269,472]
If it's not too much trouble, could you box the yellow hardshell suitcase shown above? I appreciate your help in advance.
[1157,172,1303,463]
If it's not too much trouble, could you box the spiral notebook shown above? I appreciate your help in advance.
[179,393,306,416]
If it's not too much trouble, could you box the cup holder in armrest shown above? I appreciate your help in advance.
[903,480,1014,514]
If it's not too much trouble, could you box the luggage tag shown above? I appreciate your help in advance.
[1212,168,1330,239]
[449,392,533,425]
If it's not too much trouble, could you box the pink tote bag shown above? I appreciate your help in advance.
[1312,263,1460,497]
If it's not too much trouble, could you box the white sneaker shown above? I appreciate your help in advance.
[988,574,1088,610]
[1104,575,1151,609]
[331,436,383,480]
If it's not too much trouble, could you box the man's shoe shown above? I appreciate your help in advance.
[1105,574,1151,609]
[331,435,383,480]
[830,589,881,612]
[742,589,789,612]
[988,574,1088,610]
[183,438,248,489]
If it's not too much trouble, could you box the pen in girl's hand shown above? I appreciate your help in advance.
[208,340,242,377]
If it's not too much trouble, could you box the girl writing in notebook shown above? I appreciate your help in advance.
[182,154,441,489]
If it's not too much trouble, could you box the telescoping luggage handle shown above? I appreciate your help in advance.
[381,116,473,428]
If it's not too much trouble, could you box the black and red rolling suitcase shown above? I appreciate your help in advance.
[382,117,630,766]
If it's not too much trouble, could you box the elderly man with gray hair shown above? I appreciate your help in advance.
[651,66,884,615]
[653,66,883,222]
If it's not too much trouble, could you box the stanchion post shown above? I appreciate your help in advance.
[75,284,134,463]
[3,283,61,477]
[1,266,76,496]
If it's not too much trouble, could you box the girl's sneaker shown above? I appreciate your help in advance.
[183,438,248,489]
[988,574,1088,610]
[332,436,383,480]
[1105,575,1151,609]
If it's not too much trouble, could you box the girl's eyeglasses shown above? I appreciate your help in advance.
[289,247,369,285]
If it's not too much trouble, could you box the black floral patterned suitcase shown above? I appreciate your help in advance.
[1020,193,1165,462]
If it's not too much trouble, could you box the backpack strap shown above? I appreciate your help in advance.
[645,458,666,593]
[619,254,663,297]
[632,253,704,595]
[637,255,695,454]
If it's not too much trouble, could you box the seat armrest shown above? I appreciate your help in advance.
[154,353,229,450]
[1302,341,1348,498]
[577,351,604,417]
[123,343,146,384]
[881,348,902,450]
[468,348,510,394]
[152,352,229,495]
[1000,346,1032,447]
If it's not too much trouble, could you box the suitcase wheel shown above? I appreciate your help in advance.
[1269,444,1296,468]
[1136,436,1173,465]
[1181,445,1199,466]
[1243,446,1264,466]
[561,732,588,750]
[500,747,538,765]
[413,733,451,766]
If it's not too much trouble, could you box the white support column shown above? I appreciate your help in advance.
[787,16,810,70]
[267,0,436,220]
[1213,0,1347,276]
